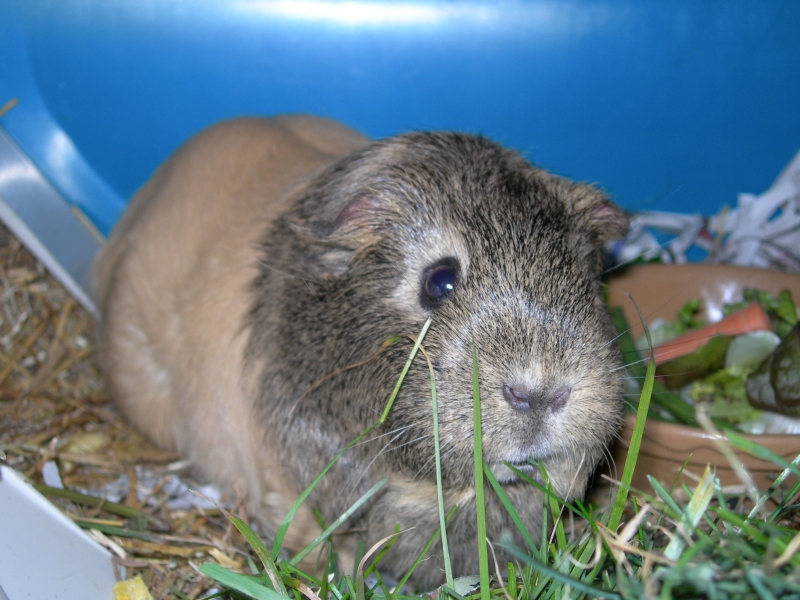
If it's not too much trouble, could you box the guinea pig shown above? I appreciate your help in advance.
[94,115,628,588]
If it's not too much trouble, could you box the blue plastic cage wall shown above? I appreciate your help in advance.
[1,1,799,314]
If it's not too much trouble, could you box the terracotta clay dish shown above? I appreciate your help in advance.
[607,263,800,490]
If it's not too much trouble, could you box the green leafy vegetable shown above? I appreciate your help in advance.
[729,287,800,338]
[617,286,800,430]
[675,298,706,332]
[746,323,800,416]
[656,335,732,389]
[691,367,761,424]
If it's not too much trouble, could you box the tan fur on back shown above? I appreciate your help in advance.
[94,115,369,550]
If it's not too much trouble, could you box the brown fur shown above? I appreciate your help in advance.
[95,115,628,588]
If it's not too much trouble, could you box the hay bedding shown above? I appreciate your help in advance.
[0,222,255,599]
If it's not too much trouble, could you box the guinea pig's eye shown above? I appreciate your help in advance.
[421,258,459,309]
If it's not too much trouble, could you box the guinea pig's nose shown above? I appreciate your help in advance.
[502,383,571,413]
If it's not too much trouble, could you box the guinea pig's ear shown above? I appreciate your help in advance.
[569,184,629,245]
[306,194,386,241]
[291,192,395,274]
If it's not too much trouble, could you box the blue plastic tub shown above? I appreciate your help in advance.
[0,1,798,311]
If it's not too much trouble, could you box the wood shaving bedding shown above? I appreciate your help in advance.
[0,222,255,599]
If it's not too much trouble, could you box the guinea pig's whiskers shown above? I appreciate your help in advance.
[622,400,640,413]
[601,439,616,469]
[600,325,638,350]
[359,431,431,463]
[414,444,458,482]
[614,356,651,372]
[346,430,428,502]
[602,279,704,343]
[349,424,414,449]
[361,432,434,480]
[600,444,618,481]
[412,451,438,481]
[351,429,409,478]
[413,436,455,478]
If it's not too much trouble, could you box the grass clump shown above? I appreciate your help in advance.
[199,318,800,600]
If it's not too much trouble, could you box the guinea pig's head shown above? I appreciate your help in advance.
[264,131,628,499]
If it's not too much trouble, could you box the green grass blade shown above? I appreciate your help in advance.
[662,466,715,562]
[356,528,404,600]
[576,314,655,592]
[289,479,387,566]
[538,464,567,552]
[320,539,332,600]
[329,579,345,600]
[566,535,606,595]
[378,318,433,423]
[770,475,800,522]
[362,524,401,580]
[709,506,800,569]
[352,541,365,581]
[394,505,458,593]
[438,586,467,600]
[468,315,490,600]
[501,543,621,600]
[270,431,370,560]
[271,440,350,557]
[482,461,540,560]
[199,563,287,600]
[168,585,193,600]
[272,319,432,556]
[73,522,153,541]
[507,561,517,600]
[540,489,548,561]
[647,476,687,520]
[724,432,800,477]
[422,342,454,589]
[526,579,550,600]
[502,463,592,522]
[609,306,697,425]
[609,306,647,384]
[373,570,392,599]
[226,513,288,595]
[32,483,147,520]
[748,453,800,523]
[344,575,358,600]
[607,354,654,532]
[565,497,594,523]
[745,569,778,600]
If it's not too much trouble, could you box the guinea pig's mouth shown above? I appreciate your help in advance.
[487,460,539,484]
